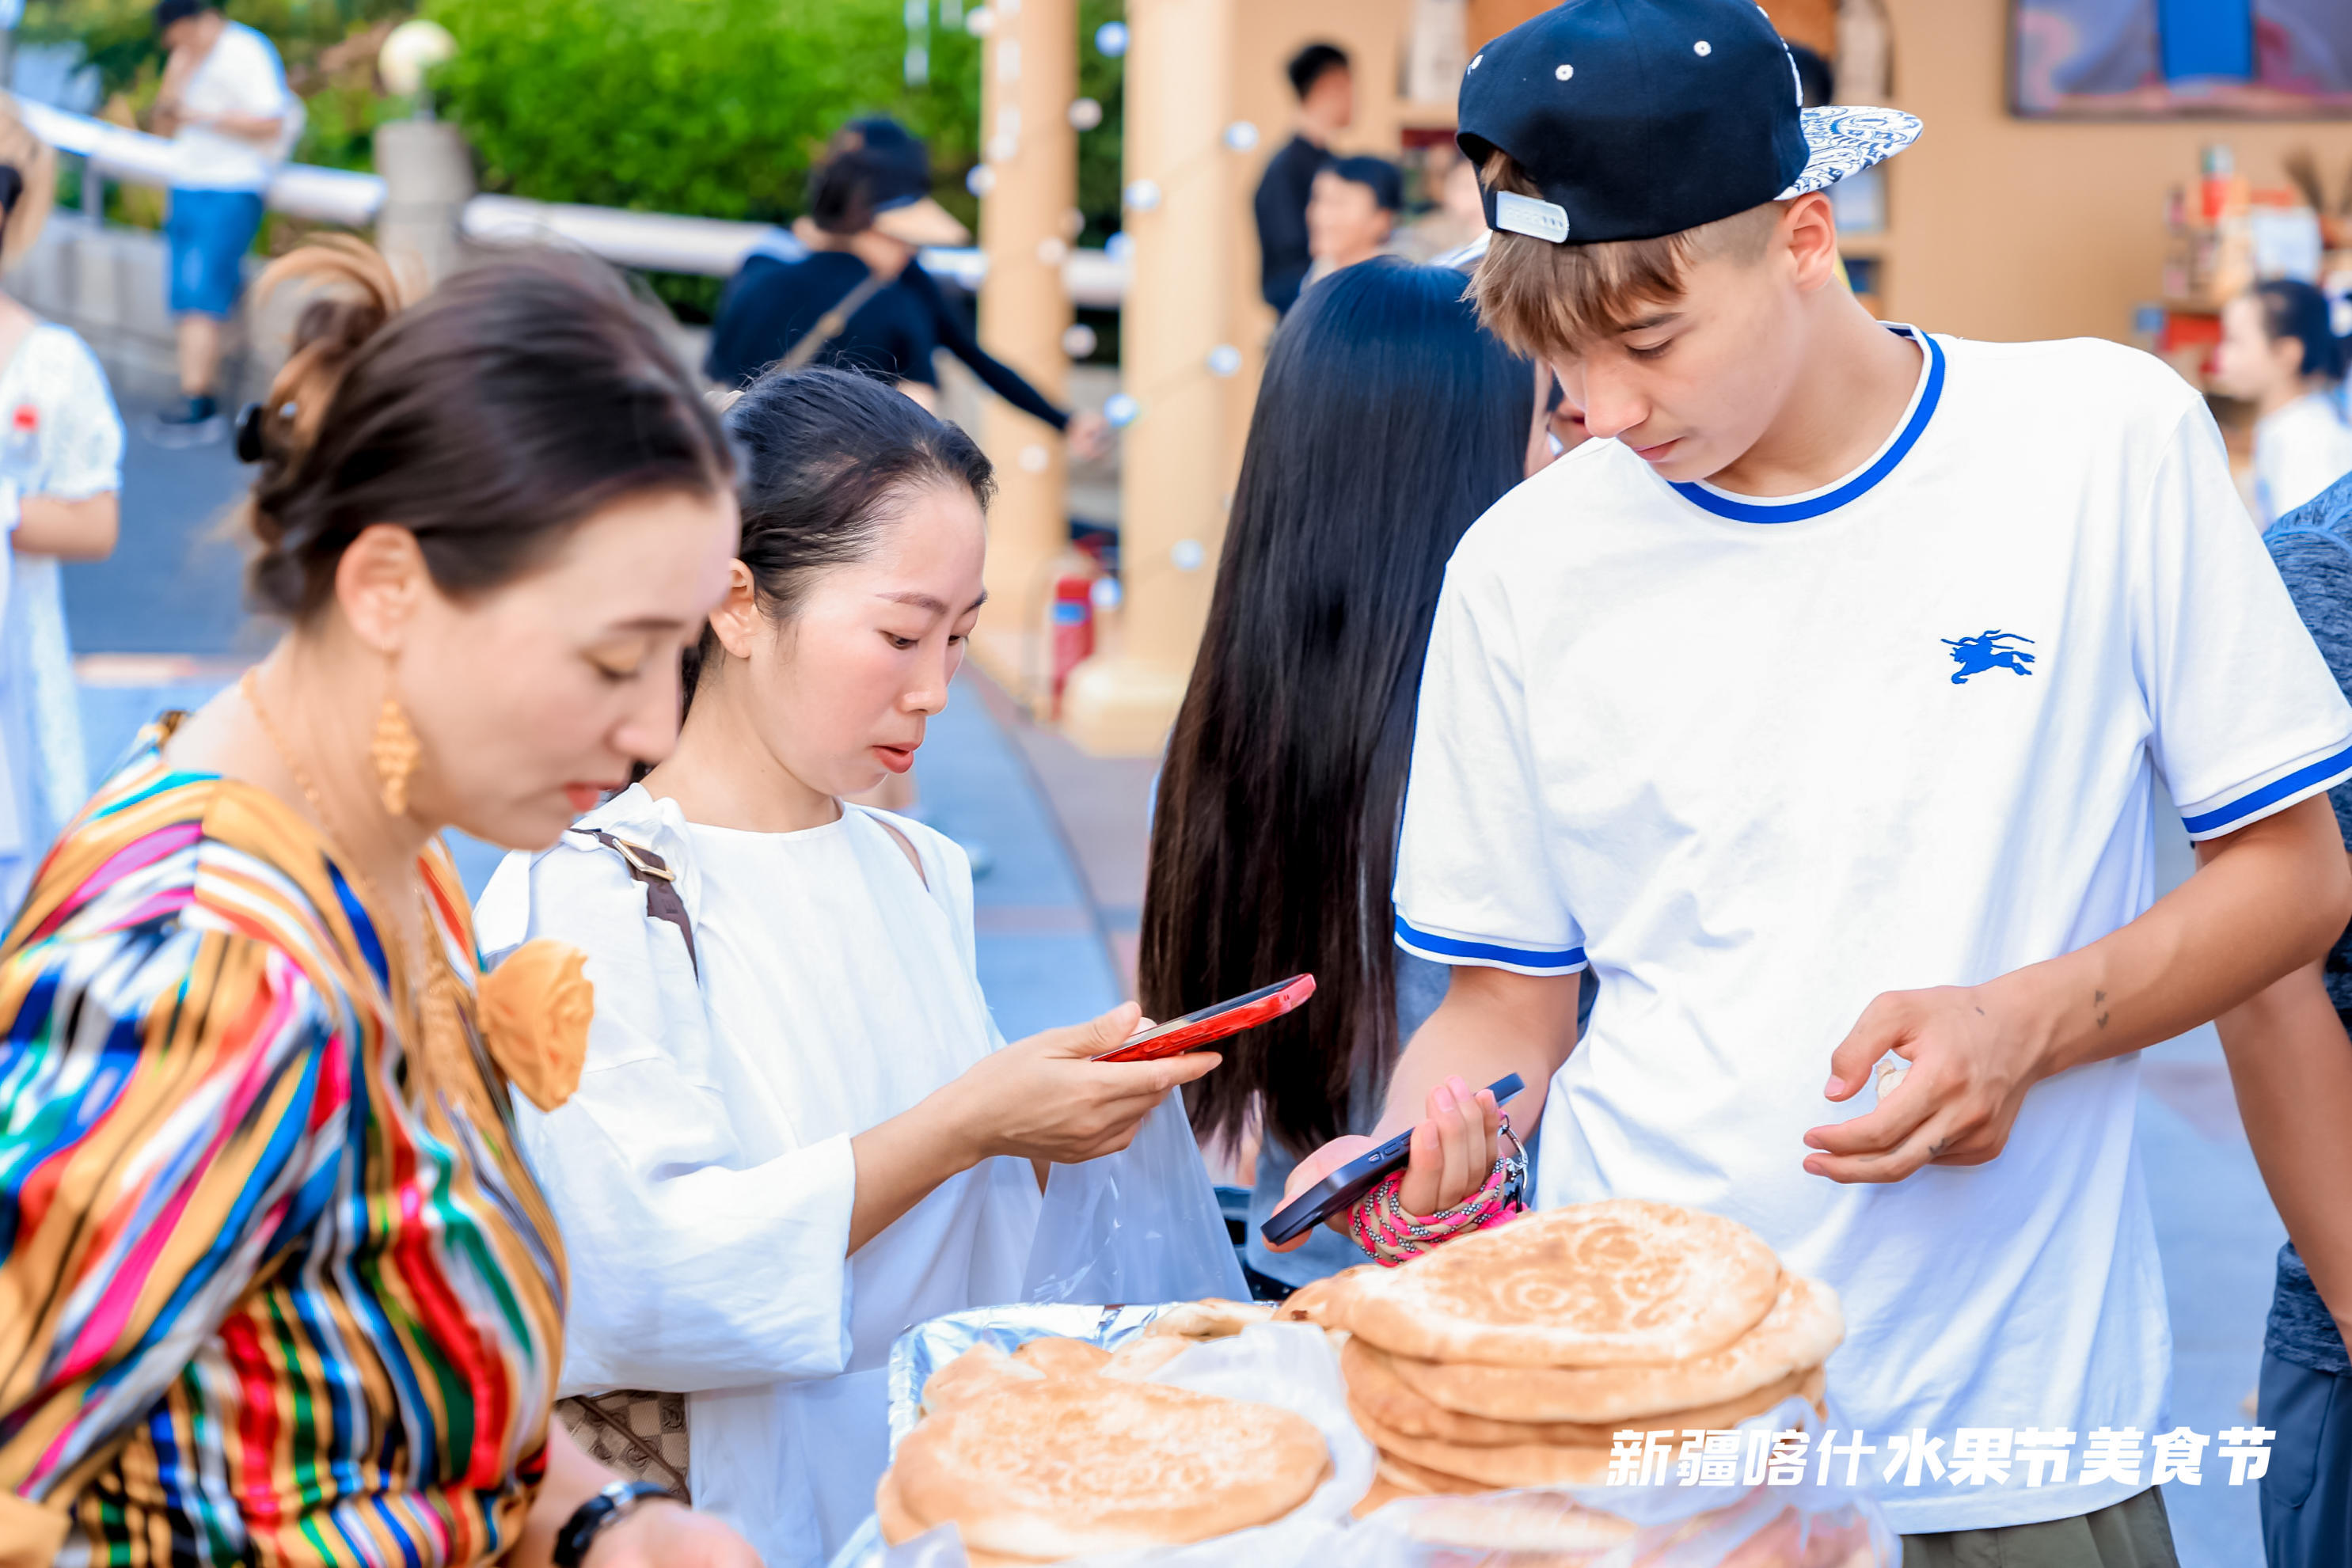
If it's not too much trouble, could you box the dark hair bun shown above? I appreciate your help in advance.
[241,237,731,620]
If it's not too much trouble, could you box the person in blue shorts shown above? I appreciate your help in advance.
[150,0,295,444]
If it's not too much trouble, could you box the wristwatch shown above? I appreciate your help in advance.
[553,1480,672,1568]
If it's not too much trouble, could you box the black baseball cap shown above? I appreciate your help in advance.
[154,0,212,29]
[815,117,969,247]
[1457,0,1919,245]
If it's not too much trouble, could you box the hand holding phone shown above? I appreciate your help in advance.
[1260,1073,1525,1247]
[1092,975,1316,1063]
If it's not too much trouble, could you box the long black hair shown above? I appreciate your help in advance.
[1140,260,1534,1156]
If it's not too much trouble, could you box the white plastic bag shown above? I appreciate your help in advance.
[1021,1090,1248,1307]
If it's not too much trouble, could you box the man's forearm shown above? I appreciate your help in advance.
[2215,959,2352,1345]
[1371,967,1582,1141]
[1982,795,2351,1081]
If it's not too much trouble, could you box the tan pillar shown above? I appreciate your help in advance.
[1060,0,1236,756]
[969,0,1080,701]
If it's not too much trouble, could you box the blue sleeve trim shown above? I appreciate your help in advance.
[1393,915,1586,971]
[2179,740,2352,836]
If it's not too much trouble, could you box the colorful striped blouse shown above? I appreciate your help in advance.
[0,724,567,1568]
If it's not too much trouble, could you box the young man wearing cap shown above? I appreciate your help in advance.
[1277,1,2352,1560]
[150,0,295,445]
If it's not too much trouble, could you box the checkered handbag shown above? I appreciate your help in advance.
[558,1391,690,1502]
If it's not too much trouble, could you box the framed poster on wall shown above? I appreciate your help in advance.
[2012,0,2352,116]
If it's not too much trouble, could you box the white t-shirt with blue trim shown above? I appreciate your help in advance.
[1393,328,2352,1534]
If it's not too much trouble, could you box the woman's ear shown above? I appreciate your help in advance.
[332,522,432,655]
[704,560,767,661]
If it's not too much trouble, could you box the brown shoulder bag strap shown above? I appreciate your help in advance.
[570,829,698,978]
[777,271,889,374]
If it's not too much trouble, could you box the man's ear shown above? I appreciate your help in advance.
[704,560,766,661]
[1780,192,1841,295]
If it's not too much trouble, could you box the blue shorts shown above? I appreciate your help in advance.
[165,188,266,317]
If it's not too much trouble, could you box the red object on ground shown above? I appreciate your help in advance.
[1049,574,1095,718]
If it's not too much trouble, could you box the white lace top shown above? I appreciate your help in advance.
[0,321,125,909]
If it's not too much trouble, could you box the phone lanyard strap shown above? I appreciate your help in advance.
[1347,1119,1527,1267]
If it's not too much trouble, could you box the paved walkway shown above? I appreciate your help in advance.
[71,390,2281,1566]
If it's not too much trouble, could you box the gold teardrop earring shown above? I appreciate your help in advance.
[370,669,421,818]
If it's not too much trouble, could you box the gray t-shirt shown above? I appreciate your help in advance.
[2259,472,2352,1375]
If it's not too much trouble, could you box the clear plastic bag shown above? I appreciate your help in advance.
[1346,1396,1900,1567]
[1021,1089,1248,1308]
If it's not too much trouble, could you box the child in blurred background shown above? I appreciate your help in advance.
[1303,155,1403,289]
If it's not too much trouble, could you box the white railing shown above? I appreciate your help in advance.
[9,96,1127,305]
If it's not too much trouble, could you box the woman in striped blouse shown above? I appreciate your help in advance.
[0,239,757,1568]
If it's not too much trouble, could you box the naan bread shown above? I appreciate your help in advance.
[1336,1201,1783,1368]
[1275,1268,1372,1326]
[890,1375,1331,1561]
[1374,1448,1491,1496]
[1146,1299,1275,1340]
[1348,1399,1615,1490]
[1099,1335,1192,1381]
[921,1342,1044,1415]
[1343,1335,1818,1447]
[1380,1274,1843,1422]
[1011,1337,1112,1377]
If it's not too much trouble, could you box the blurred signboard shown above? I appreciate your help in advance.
[2012,0,2352,116]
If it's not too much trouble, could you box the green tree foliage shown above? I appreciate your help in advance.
[422,0,983,230]
[1073,0,1126,246]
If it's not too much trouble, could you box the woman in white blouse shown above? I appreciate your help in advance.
[477,367,1234,1566]
[0,114,123,910]
[2215,277,2352,529]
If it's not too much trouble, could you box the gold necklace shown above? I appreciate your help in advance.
[240,668,474,1113]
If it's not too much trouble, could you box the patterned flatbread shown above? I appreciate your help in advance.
[1343,1334,1821,1447]
[1348,1399,1617,1490]
[1379,1274,1843,1422]
[887,1375,1331,1560]
[1332,1201,1783,1368]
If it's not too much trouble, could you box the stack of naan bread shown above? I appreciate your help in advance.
[879,1301,1328,1564]
[1292,1199,1843,1505]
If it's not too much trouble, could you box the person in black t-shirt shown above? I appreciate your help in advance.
[1252,42,1354,316]
[706,119,1107,457]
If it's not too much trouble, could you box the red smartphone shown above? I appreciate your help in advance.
[1092,974,1316,1063]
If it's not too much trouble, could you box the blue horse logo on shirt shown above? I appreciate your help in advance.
[1944,630,2035,685]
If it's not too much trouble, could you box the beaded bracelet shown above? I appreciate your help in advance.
[1347,1124,1528,1267]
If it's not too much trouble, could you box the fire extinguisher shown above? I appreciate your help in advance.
[1049,573,1096,718]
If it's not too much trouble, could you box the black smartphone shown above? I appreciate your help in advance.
[1258,1073,1526,1247]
